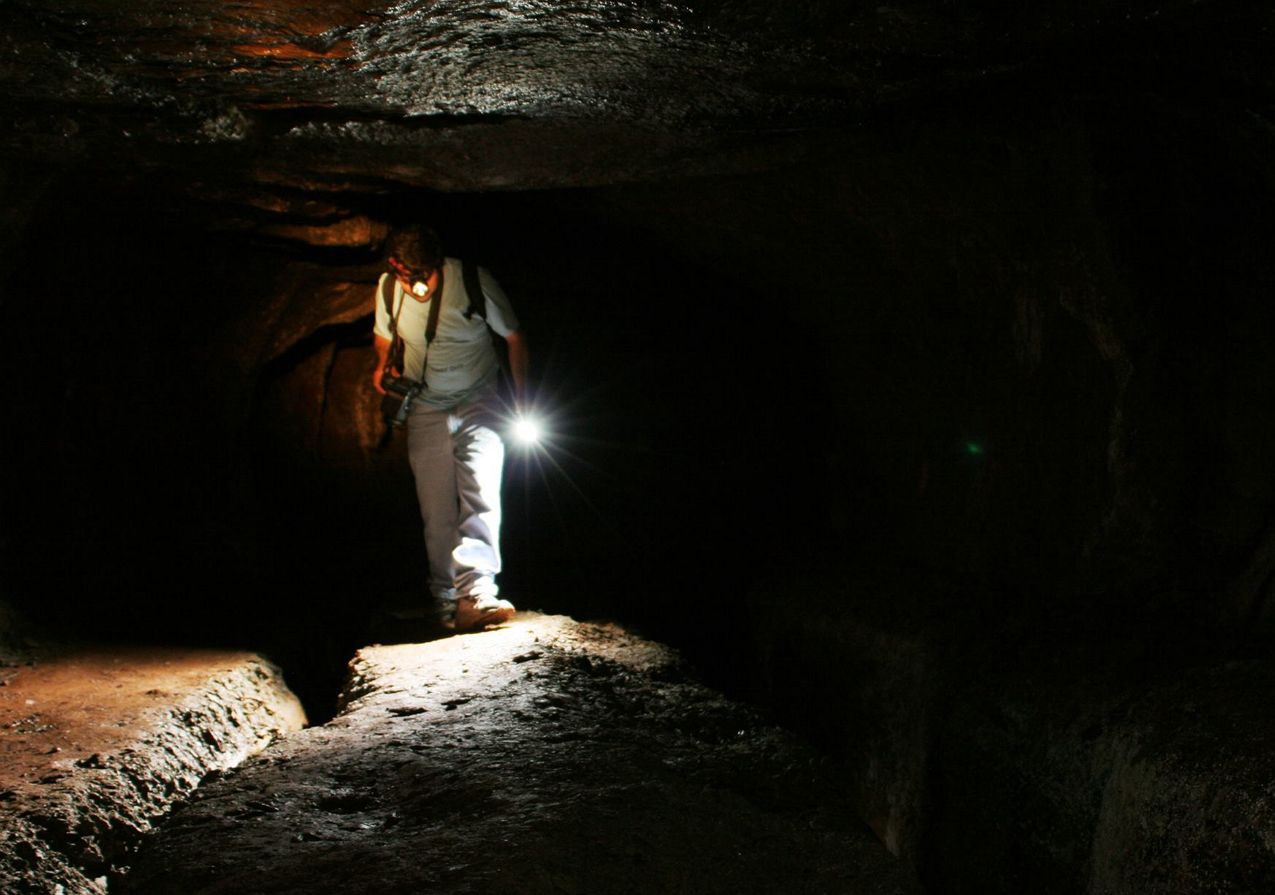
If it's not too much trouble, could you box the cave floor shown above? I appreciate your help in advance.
[120,613,918,894]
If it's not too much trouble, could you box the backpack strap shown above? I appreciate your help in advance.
[423,267,444,346]
[462,259,486,321]
[459,259,512,387]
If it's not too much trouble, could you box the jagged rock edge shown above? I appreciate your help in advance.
[0,658,304,895]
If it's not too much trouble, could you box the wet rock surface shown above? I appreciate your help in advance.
[3,1,1268,193]
[123,614,919,894]
[0,646,305,895]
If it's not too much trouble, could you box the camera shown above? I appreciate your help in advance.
[380,374,423,428]
[381,374,419,398]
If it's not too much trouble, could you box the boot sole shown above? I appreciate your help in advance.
[455,606,515,631]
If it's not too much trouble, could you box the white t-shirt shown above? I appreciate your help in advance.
[373,258,520,408]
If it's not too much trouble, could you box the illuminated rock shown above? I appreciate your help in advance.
[125,615,921,894]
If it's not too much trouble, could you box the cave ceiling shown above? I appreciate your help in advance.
[4,1,1267,195]
[0,0,1269,260]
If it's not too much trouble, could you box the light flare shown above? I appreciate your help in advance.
[513,416,544,446]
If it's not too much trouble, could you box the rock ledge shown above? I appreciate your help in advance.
[0,646,306,894]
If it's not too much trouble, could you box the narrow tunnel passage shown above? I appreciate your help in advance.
[1,176,842,722]
[4,18,1275,884]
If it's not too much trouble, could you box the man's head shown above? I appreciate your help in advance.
[386,226,443,300]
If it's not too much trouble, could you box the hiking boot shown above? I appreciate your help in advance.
[454,594,515,631]
[436,602,458,632]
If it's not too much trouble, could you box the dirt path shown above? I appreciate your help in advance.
[123,614,919,894]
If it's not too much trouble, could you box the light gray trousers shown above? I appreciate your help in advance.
[406,393,505,604]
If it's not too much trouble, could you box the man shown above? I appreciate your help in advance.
[372,227,529,631]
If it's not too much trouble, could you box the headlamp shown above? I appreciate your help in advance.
[389,256,436,298]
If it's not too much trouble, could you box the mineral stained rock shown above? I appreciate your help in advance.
[0,647,306,895]
[124,614,920,894]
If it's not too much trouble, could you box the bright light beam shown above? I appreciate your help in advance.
[512,415,544,447]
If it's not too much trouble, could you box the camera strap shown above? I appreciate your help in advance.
[416,268,445,394]
[378,268,443,437]
[381,268,444,373]
[382,275,406,373]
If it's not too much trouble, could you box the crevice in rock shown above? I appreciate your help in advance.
[257,319,372,390]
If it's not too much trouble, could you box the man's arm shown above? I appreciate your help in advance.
[504,330,530,409]
[372,333,393,395]
[372,273,399,396]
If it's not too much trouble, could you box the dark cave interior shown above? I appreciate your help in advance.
[2,0,1275,891]
[1,174,832,709]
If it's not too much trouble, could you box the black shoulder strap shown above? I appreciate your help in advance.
[380,270,441,361]
[462,259,486,321]
[424,268,444,345]
[381,273,406,373]
[458,259,511,387]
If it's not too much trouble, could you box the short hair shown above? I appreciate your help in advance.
[386,226,442,271]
